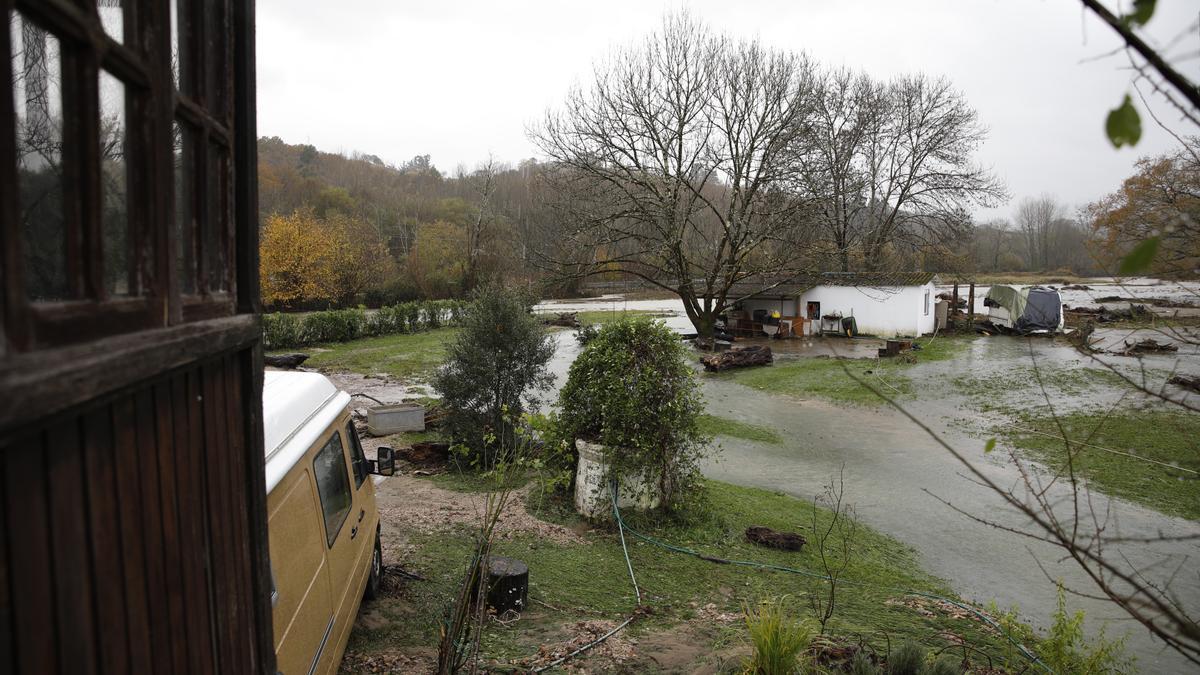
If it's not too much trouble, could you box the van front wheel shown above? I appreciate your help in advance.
[364,533,383,601]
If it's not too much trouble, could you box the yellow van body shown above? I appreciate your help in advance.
[263,372,383,675]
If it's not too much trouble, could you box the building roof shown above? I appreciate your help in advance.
[263,370,350,493]
[728,272,939,300]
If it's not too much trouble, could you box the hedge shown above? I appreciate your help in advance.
[263,300,467,350]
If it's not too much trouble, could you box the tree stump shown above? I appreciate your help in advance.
[745,525,806,552]
[484,556,528,615]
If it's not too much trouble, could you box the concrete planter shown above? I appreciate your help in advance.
[367,404,425,436]
[573,439,660,519]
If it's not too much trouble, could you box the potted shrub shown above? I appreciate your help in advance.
[558,316,707,517]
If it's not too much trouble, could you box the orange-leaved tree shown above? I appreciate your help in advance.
[1086,142,1200,277]
[260,207,340,308]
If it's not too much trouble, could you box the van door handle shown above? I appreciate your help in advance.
[358,509,365,523]
[350,524,359,540]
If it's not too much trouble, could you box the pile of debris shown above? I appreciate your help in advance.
[1064,304,1151,323]
[1114,338,1178,356]
[700,345,772,372]
[935,291,967,310]
[1060,283,1092,291]
[541,312,581,328]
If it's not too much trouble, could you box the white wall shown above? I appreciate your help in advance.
[797,282,936,337]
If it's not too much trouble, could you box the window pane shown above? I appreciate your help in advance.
[11,14,68,301]
[313,432,352,548]
[96,0,125,44]
[100,70,131,296]
[174,121,195,294]
[208,143,230,292]
[346,423,366,488]
[170,0,184,90]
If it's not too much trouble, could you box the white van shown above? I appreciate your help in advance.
[263,371,396,675]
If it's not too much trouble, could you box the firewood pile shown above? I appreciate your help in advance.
[700,345,772,372]
[541,312,581,328]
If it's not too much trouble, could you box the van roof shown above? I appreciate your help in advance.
[263,370,350,493]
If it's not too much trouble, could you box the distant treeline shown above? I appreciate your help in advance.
[256,133,1199,312]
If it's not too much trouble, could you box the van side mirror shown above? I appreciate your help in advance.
[372,446,396,477]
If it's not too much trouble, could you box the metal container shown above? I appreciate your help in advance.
[367,404,425,436]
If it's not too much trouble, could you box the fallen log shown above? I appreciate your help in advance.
[1168,374,1200,393]
[700,345,772,372]
[745,525,806,552]
[542,312,581,328]
[264,352,309,369]
[1115,339,1178,356]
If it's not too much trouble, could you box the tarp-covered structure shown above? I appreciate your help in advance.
[984,285,1064,334]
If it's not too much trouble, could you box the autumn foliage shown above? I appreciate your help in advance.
[259,207,393,308]
[1087,142,1200,278]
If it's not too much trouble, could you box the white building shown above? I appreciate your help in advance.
[727,272,940,338]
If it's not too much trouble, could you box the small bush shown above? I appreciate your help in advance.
[742,597,816,675]
[262,312,305,350]
[433,286,555,464]
[1035,585,1133,674]
[302,307,367,343]
[558,316,708,513]
[887,641,926,675]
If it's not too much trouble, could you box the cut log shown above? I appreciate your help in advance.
[484,556,528,615]
[264,352,309,369]
[1168,375,1200,393]
[700,345,773,372]
[745,526,806,552]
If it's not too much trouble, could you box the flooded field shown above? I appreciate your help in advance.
[537,286,1200,672]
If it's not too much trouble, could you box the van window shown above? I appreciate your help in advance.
[345,423,367,488]
[313,432,352,548]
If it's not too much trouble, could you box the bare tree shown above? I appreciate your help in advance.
[856,75,1007,272]
[798,68,882,272]
[1016,195,1067,271]
[531,11,819,338]
[464,156,502,292]
[809,465,858,635]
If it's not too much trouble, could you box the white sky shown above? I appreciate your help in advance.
[256,0,1199,223]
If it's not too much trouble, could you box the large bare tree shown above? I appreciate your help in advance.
[854,75,1007,271]
[531,12,819,338]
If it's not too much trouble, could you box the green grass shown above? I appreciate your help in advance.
[699,413,782,445]
[347,479,1025,669]
[999,407,1200,520]
[950,365,1133,414]
[720,337,971,406]
[287,327,458,380]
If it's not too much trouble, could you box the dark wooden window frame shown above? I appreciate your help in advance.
[1,0,246,352]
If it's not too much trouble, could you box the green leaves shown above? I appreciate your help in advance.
[1118,236,1160,275]
[985,438,997,454]
[1105,95,1142,148]
[1120,0,1156,27]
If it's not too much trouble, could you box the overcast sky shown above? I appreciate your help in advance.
[256,0,1198,222]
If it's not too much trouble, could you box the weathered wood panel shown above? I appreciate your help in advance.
[0,351,264,673]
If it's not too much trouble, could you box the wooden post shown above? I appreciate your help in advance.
[967,282,976,325]
[951,283,959,325]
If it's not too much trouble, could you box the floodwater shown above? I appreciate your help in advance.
[537,291,1200,673]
